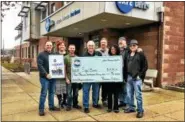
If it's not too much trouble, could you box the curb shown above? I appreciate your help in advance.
[165,85,185,92]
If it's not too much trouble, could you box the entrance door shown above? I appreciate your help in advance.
[68,38,83,56]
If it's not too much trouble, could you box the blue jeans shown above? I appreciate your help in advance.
[118,82,128,105]
[39,77,56,112]
[83,83,100,108]
[126,75,144,113]
[66,83,79,107]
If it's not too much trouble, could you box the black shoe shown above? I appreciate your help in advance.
[93,104,102,109]
[124,109,136,113]
[73,105,82,109]
[107,109,112,112]
[39,111,45,116]
[49,106,60,111]
[114,109,119,113]
[102,101,108,107]
[136,112,144,118]
[66,106,72,111]
[60,104,65,109]
[84,108,90,113]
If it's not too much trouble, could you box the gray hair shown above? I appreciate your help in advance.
[118,37,126,41]
[87,40,95,48]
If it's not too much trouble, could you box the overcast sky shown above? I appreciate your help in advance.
[2,4,21,49]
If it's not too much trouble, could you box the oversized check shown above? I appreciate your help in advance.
[49,55,65,78]
[71,56,123,83]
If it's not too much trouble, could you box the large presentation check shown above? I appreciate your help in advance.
[71,56,123,83]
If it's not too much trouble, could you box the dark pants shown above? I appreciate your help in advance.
[108,90,119,110]
[101,83,108,102]
[66,83,79,107]
[106,83,121,110]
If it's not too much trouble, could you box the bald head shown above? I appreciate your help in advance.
[45,41,53,53]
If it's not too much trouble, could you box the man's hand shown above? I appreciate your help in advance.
[66,78,70,84]
[46,74,52,79]
[137,48,143,52]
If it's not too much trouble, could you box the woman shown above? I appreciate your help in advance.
[106,45,122,113]
[55,40,67,108]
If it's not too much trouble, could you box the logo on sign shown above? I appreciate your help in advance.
[45,18,55,32]
[115,1,149,14]
[74,59,81,68]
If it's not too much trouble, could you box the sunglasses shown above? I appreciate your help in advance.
[130,44,137,47]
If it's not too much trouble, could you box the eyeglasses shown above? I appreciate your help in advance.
[130,44,137,47]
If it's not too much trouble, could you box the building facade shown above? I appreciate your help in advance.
[15,1,184,87]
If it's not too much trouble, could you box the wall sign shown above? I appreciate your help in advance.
[115,1,149,14]
[56,9,81,25]
[45,18,55,32]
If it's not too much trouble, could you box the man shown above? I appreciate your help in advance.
[37,41,60,116]
[96,37,109,107]
[65,44,82,111]
[124,39,148,118]
[118,37,144,109]
[118,37,129,109]
[83,40,102,113]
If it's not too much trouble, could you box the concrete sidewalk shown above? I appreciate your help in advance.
[2,66,184,121]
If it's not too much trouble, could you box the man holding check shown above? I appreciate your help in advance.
[82,40,102,113]
[65,44,82,111]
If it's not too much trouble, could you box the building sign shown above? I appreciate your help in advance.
[45,18,55,32]
[71,56,123,83]
[56,9,81,25]
[115,1,149,14]
[49,55,65,78]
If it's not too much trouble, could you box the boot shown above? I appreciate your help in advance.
[62,93,67,106]
[57,94,62,108]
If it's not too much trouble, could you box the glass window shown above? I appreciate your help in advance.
[50,3,55,14]
[36,45,39,56]
[41,9,46,20]
[52,42,56,53]
[91,35,100,49]
[32,46,34,58]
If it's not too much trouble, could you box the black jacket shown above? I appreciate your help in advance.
[83,50,102,57]
[37,51,53,78]
[124,51,148,81]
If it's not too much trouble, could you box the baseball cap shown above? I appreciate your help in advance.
[130,39,138,45]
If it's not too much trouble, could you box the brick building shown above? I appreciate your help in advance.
[15,2,184,87]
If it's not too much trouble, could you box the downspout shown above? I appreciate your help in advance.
[157,6,164,87]
[29,3,32,67]
[20,17,22,64]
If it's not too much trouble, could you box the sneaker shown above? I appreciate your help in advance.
[49,106,60,111]
[39,111,45,116]
[124,109,136,113]
[107,109,112,112]
[73,105,82,109]
[84,108,90,113]
[66,106,72,111]
[114,109,119,113]
[122,105,129,110]
[136,112,144,118]
[93,104,102,109]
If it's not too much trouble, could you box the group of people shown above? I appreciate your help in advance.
[37,36,148,118]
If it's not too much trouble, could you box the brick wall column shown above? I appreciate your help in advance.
[161,2,184,87]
